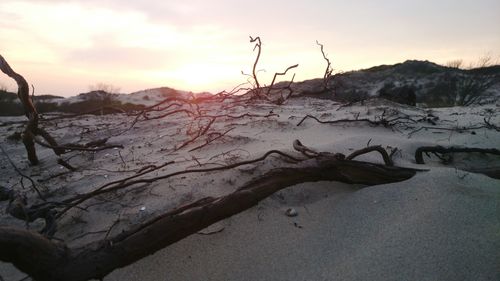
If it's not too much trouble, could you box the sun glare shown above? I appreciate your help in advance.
[146,63,240,93]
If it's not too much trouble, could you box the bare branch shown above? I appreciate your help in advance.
[316,40,333,89]
[346,145,394,166]
[52,150,303,220]
[293,139,319,158]
[249,36,262,95]
[0,146,419,281]
[415,146,500,164]
[188,127,235,152]
[297,114,381,127]
[33,138,123,154]
[267,64,299,95]
[0,54,39,164]
[0,145,44,199]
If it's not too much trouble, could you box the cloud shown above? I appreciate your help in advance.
[68,46,170,69]
[2,0,499,96]
[6,0,205,25]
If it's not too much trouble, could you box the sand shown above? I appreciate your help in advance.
[0,96,499,280]
[103,170,499,281]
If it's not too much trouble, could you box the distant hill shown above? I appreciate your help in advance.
[0,90,68,116]
[1,60,499,116]
[287,60,500,107]
[0,87,210,116]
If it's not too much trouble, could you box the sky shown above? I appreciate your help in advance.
[0,0,499,97]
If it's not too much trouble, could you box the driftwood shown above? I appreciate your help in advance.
[415,145,500,179]
[0,144,44,199]
[1,54,39,164]
[0,54,63,164]
[296,113,416,128]
[415,146,500,164]
[1,55,124,166]
[0,146,419,281]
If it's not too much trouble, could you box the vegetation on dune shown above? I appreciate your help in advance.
[0,89,144,116]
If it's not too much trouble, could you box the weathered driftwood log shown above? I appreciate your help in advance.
[0,154,418,281]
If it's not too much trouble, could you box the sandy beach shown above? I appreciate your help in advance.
[106,169,499,281]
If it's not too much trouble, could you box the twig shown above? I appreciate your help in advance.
[249,35,262,94]
[316,40,333,89]
[188,128,235,152]
[484,117,500,131]
[293,139,319,158]
[176,117,216,151]
[105,215,122,240]
[57,158,76,171]
[196,112,278,120]
[267,64,299,95]
[33,138,123,153]
[54,150,303,219]
[415,146,500,164]
[297,114,380,127]
[346,145,394,166]
[0,144,44,199]
[407,125,487,138]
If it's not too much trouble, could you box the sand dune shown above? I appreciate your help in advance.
[0,96,498,280]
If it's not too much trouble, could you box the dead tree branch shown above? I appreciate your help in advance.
[483,117,500,131]
[0,54,40,164]
[267,64,299,95]
[407,124,489,138]
[346,145,394,166]
[188,127,235,152]
[296,114,412,128]
[0,143,419,281]
[176,117,217,151]
[0,145,44,199]
[415,146,500,164]
[197,112,278,120]
[293,139,319,158]
[33,138,123,154]
[52,150,302,220]
[316,40,333,90]
[0,54,79,163]
[249,36,262,95]
[278,74,297,104]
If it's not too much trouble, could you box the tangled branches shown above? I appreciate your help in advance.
[245,36,299,103]
[0,140,420,281]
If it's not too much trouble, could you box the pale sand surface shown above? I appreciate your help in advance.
[105,170,499,281]
[0,97,499,280]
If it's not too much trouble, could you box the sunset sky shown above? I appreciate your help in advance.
[1,0,499,96]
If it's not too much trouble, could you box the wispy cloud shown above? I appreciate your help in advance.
[1,0,499,96]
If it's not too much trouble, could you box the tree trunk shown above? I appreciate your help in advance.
[0,54,63,164]
[0,155,418,281]
[0,54,40,164]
